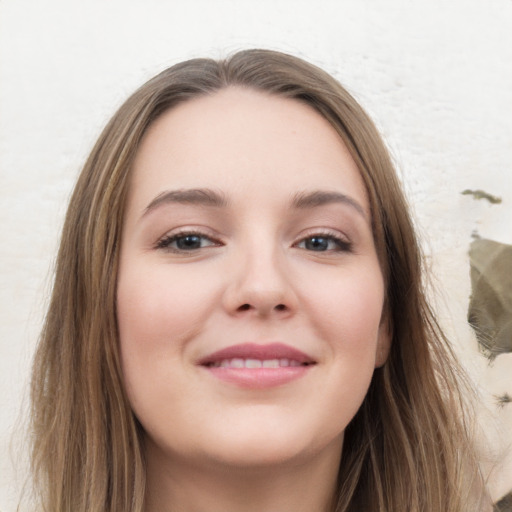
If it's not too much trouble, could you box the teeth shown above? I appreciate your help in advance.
[210,358,306,369]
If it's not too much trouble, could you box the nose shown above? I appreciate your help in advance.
[222,245,298,319]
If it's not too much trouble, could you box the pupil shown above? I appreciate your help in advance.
[306,237,328,251]
[177,235,201,249]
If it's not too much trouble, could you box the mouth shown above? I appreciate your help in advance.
[198,343,316,389]
[204,358,313,368]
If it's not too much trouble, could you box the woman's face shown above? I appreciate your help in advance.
[117,88,390,471]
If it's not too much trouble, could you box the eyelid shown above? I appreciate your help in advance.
[154,227,223,253]
[152,226,352,254]
[293,228,352,251]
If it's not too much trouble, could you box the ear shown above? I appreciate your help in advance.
[375,312,392,368]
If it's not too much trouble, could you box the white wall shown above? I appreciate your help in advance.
[1,0,511,509]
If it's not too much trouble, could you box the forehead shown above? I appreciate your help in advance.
[128,87,369,214]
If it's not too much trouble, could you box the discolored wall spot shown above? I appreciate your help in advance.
[462,189,503,204]
[495,393,512,409]
[468,238,512,360]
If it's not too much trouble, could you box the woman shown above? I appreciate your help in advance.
[29,49,490,511]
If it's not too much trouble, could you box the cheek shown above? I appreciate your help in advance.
[297,263,385,353]
[118,265,218,347]
[307,269,385,435]
[291,264,385,425]
[116,265,220,406]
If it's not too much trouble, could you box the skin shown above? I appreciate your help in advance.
[117,87,391,512]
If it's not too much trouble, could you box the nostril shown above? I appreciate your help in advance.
[236,303,288,313]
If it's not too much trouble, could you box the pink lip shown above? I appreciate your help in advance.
[198,343,316,389]
[199,342,314,365]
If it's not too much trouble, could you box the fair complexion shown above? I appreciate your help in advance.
[117,87,390,512]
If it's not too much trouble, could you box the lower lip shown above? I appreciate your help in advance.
[202,366,311,389]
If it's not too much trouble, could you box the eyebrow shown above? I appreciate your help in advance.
[143,188,228,216]
[291,190,367,220]
[142,187,367,220]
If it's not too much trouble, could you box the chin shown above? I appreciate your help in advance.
[199,442,316,470]
[189,419,344,471]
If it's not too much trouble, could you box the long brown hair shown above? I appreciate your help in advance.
[30,49,489,511]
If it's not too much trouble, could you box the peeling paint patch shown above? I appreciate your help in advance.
[468,239,512,360]
[462,189,502,204]
[494,492,512,512]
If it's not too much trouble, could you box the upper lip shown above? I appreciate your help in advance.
[198,342,316,366]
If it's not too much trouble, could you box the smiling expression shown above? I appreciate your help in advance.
[117,87,390,471]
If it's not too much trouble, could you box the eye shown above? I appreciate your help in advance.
[296,234,351,252]
[156,231,219,252]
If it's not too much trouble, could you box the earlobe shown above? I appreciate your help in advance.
[375,317,392,368]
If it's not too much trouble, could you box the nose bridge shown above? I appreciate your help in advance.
[244,239,286,289]
[225,229,296,316]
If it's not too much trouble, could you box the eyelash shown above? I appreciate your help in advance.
[155,230,352,254]
[155,230,221,253]
[294,231,352,253]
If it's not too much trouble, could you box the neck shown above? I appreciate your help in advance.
[143,439,341,512]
